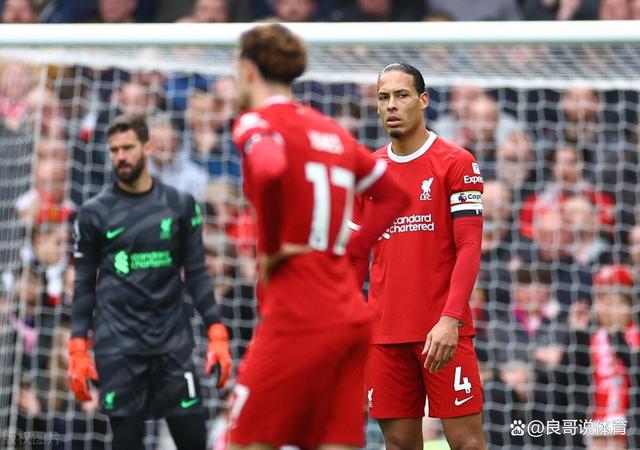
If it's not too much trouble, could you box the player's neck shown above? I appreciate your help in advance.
[117,170,153,194]
[390,126,430,156]
[253,83,293,108]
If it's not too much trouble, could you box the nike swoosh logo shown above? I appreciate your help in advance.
[454,396,474,406]
[180,398,200,409]
[105,227,125,239]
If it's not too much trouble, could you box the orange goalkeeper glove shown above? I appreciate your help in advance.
[205,324,232,388]
[67,337,98,402]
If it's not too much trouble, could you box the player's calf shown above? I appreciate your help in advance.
[442,413,487,450]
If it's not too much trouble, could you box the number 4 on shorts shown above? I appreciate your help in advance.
[454,366,472,394]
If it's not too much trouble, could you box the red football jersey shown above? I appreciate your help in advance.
[233,98,385,332]
[353,132,483,343]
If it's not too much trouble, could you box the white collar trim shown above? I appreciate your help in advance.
[264,95,293,106]
[387,131,437,163]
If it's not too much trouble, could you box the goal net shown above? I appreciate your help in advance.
[0,21,639,449]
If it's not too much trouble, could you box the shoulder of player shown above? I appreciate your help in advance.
[157,179,194,212]
[232,109,273,140]
[78,184,116,218]
[431,135,476,165]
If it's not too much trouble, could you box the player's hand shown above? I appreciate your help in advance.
[260,243,312,287]
[422,316,460,373]
[205,324,232,388]
[67,337,99,402]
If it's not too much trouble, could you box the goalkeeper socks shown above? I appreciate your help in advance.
[166,411,208,450]
[109,416,145,450]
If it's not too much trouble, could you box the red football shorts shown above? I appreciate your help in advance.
[366,336,483,419]
[228,320,371,448]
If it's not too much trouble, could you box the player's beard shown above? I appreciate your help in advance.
[389,129,403,139]
[115,155,145,185]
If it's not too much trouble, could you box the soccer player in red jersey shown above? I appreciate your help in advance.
[227,24,410,450]
[350,64,487,450]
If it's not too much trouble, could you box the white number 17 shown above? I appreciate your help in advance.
[305,162,355,255]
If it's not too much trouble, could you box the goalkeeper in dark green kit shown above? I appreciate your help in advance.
[68,114,231,450]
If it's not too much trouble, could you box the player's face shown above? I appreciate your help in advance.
[377,71,428,139]
[108,129,150,184]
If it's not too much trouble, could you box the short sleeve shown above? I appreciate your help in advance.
[446,150,484,219]
[352,144,387,194]
[232,111,274,156]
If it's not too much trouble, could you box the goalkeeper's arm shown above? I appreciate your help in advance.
[69,210,100,402]
[183,196,232,387]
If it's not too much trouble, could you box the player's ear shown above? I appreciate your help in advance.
[241,58,259,84]
[420,91,430,110]
[142,139,153,158]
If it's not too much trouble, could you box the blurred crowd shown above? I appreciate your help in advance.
[2,0,640,24]
[0,3,640,448]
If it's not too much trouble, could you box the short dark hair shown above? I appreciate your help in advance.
[378,63,426,94]
[107,114,149,144]
[239,23,307,85]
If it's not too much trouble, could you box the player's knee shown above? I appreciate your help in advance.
[383,433,422,450]
[448,437,486,450]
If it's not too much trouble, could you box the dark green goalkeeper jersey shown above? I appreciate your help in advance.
[71,178,220,356]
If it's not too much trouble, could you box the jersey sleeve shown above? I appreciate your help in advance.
[182,195,220,328]
[446,150,484,219]
[232,111,275,155]
[71,207,101,338]
[352,144,387,194]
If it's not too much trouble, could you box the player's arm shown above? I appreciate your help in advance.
[232,113,287,282]
[68,209,100,401]
[241,131,287,257]
[348,194,370,288]
[424,154,483,373]
[182,196,231,387]
[348,150,410,287]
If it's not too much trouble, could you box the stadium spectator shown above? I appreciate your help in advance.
[516,207,592,309]
[16,149,73,227]
[521,0,599,20]
[152,0,194,22]
[25,86,66,140]
[179,0,229,23]
[566,265,640,449]
[205,179,256,281]
[333,0,422,21]
[147,116,209,201]
[431,87,522,158]
[487,267,572,447]
[599,0,634,19]
[562,194,612,266]
[0,63,34,132]
[185,89,220,157]
[519,144,615,240]
[98,0,138,23]
[271,0,317,21]
[481,180,513,256]
[2,0,38,23]
[425,0,522,21]
[629,223,640,274]
[495,130,536,201]
[476,181,512,342]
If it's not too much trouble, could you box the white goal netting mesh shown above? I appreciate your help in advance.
[1,30,639,450]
